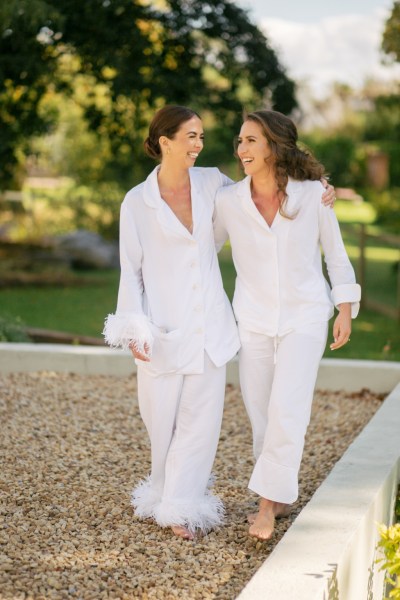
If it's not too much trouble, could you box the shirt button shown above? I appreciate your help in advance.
[195,328,203,334]
[192,284,198,290]
[190,261,196,268]
[194,305,202,312]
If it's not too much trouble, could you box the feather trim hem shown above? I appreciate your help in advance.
[131,476,224,533]
[131,475,160,519]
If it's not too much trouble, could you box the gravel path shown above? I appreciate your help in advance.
[0,372,384,600]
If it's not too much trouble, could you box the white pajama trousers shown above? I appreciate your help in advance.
[238,322,328,504]
[131,353,226,533]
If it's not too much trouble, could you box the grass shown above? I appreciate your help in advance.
[0,199,398,361]
[0,270,120,339]
[334,199,376,225]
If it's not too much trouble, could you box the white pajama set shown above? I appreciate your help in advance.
[103,166,240,533]
[214,177,361,504]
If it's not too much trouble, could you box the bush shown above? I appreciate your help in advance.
[301,134,364,188]
[23,181,123,241]
[377,523,400,599]
[0,314,31,342]
[377,488,400,599]
[381,141,400,187]
[365,188,400,232]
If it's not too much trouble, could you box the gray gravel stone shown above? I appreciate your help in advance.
[0,373,384,599]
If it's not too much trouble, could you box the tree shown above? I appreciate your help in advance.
[0,0,62,187]
[382,1,400,62]
[0,0,296,188]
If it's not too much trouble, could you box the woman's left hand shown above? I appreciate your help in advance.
[321,178,336,208]
[330,303,352,350]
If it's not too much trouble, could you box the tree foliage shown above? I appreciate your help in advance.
[0,0,296,188]
[0,0,61,187]
[382,1,400,62]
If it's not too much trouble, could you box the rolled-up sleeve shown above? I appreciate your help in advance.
[319,203,361,318]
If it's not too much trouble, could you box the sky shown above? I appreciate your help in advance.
[235,0,400,97]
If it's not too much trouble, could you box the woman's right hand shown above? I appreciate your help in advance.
[129,342,151,362]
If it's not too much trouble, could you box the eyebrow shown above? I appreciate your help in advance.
[186,131,204,135]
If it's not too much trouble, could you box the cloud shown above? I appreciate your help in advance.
[260,9,400,96]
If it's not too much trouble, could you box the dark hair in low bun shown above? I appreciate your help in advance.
[144,105,201,160]
[143,136,160,160]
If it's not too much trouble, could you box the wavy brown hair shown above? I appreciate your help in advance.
[144,105,201,160]
[243,110,326,218]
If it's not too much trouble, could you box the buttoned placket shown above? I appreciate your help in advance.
[188,238,205,339]
[252,206,294,358]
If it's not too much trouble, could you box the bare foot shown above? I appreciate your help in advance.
[247,503,291,524]
[249,511,275,540]
[249,499,289,540]
[171,525,194,540]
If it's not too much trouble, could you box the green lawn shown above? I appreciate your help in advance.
[0,200,398,361]
[0,270,120,340]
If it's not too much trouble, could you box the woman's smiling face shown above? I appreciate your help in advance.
[236,119,273,176]
[161,116,204,166]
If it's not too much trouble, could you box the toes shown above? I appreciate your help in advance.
[171,526,194,540]
[248,515,275,541]
[248,525,273,541]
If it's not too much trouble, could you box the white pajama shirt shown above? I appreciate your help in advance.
[104,166,240,532]
[214,176,361,503]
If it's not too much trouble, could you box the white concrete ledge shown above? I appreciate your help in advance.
[0,343,134,377]
[0,343,399,393]
[316,358,400,394]
[238,383,400,600]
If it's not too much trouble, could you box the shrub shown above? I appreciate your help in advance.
[301,134,362,188]
[0,314,31,342]
[377,523,400,599]
[365,188,400,232]
[377,489,400,599]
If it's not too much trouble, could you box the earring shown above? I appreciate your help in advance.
[167,147,171,155]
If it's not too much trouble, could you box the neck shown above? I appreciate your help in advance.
[250,171,278,201]
[158,162,190,192]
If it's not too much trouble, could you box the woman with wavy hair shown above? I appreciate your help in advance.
[214,110,361,541]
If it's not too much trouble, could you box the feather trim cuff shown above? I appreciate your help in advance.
[102,312,154,353]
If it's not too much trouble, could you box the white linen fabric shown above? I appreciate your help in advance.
[103,165,239,532]
[214,175,361,505]
[214,177,361,336]
[238,322,328,503]
[132,353,226,533]
[104,166,239,375]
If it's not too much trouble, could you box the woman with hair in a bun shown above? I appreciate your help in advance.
[103,105,240,539]
[103,105,335,540]
[214,110,361,541]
